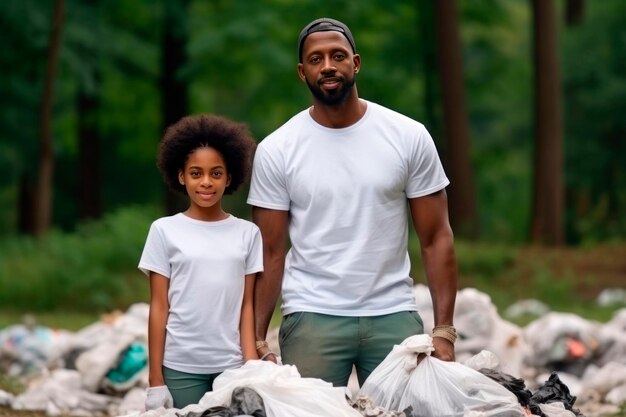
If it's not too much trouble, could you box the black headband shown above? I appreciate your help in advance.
[298,18,356,63]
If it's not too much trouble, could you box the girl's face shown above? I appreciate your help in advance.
[178,146,231,220]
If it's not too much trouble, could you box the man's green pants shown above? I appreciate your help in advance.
[279,311,424,387]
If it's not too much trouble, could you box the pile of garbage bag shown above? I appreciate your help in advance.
[0,286,624,417]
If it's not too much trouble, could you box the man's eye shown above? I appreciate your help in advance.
[334,54,345,61]
[309,57,320,64]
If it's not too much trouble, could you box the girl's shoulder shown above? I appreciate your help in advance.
[150,213,184,228]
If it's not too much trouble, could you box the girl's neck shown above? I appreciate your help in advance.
[183,206,229,222]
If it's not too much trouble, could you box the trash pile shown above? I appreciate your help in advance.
[0,286,624,417]
[0,304,150,415]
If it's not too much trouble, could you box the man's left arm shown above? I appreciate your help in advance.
[409,189,458,361]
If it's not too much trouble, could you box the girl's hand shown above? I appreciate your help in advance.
[145,385,174,410]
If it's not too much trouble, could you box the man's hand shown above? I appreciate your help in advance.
[145,385,174,410]
[431,337,455,362]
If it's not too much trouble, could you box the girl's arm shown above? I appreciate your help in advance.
[148,271,170,386]
[240,273,258,362]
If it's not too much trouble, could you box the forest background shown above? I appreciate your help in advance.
[0,0,624,324]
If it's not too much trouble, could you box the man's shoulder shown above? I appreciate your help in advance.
[259,108,310,147]
[366,100,426,130]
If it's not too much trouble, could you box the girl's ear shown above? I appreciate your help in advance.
[226,174,232,187]
[178,171,185,185]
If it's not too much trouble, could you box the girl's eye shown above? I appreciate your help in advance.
[212,171,223,178]
[190,171,200,177]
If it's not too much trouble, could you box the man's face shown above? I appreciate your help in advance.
[298,31,360,106]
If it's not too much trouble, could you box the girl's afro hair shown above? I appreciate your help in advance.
[157,114,257,195]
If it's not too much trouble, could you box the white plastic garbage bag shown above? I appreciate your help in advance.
[462,350,501,372]
[357,334,433,411]
[537,401,576,417]
[359,334,527,417]
[12,369,114,414]
[198,360,362,417]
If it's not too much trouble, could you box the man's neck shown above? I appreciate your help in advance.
[309,93,366,129]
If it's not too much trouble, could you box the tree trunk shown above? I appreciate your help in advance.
[161,0,190,215]
[531,0,564,245]
[419,0,439,136]
[77,84,102,220]
[18,174,36,235]
[565,0,585,26]
[34,0,66,236]
[433,0,478,238]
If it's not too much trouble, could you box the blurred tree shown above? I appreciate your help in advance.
[77,77,103,220]
[34,0,66,235]
[565,0,585,26]
[77,0,103,220]
[530,0,564,245]
[562,1,626,242]
[161,0,190,215]
[0,1,51,234]
[418,0,440,135]
[460,1,532,242]
[433,0,478,238]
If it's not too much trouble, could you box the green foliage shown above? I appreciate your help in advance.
[410,232,517,283]
[0,311,100,332]
[562,1,626,243]
[0,206,157,312]
[1,0,625,243]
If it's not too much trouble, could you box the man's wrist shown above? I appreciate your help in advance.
[432,324,457,344]
[256,340,277,361]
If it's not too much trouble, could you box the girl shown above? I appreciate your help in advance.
[139,114,262,409]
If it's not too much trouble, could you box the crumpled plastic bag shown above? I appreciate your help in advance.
[537,401,577,417]
[197,360,363,417]
[359,334,527,417]
[357,334,433,412]
[12,369,115,415]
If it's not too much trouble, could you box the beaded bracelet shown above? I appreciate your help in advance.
[432,324,457,344]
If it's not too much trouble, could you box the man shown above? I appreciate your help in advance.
[248,17,458,387]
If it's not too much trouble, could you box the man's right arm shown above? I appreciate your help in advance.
[252,206,289,359]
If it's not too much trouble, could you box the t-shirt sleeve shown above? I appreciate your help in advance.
[138,222,171,278]
[405,125,450,198]
[247,142,290,210]
[245,225,264,275]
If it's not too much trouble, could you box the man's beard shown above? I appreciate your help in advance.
[306,74,356,106]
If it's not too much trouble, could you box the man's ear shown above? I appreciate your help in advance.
[353,54,361,74]
[297,63,306,82]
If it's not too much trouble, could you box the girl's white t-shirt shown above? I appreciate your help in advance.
[248,100,449,316]
[139,213,263,374]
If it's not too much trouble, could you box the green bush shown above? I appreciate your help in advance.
[410,235,517,282]
[0,205,159,312]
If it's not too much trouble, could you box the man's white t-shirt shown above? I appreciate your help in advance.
[138,213,263,374]
[248,100,449,316]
